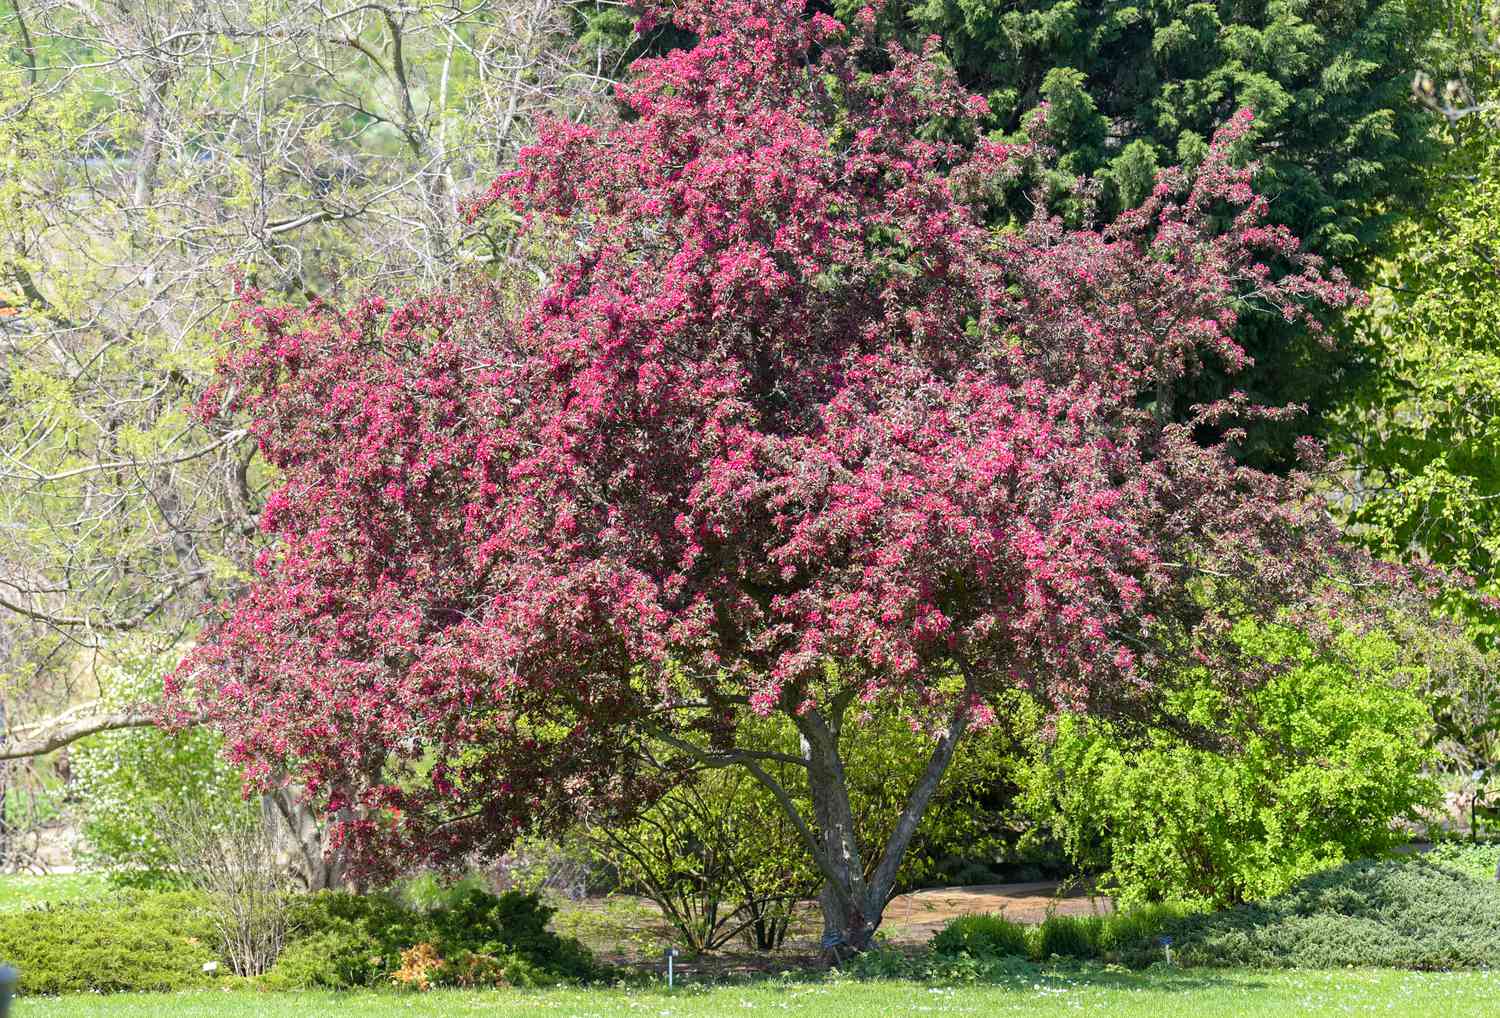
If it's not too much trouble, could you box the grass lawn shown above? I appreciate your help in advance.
[0,872,106,911]
[21,969,1500,1017]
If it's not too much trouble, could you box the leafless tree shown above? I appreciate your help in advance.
[0,0,615,867]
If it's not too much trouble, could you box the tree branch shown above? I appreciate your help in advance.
[648,729,854,912]
[0,708,158,760]
[867,702,969,906]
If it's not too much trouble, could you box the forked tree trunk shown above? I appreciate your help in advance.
[789,704,970,955]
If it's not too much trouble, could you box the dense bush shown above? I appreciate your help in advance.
[0,891,217,995]
[266,888,600,989]
[929,914,1029,960]
[1126,857,1500,969]
[1032,915,1103,961]
[928,906,1188,966]
[1023,621,1438,908]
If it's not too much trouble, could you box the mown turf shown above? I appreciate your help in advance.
[0,873,107,911]
[22,968,1500,1017]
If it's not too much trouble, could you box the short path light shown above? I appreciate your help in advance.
[1158,936,1174,966]
[664,947,679,989]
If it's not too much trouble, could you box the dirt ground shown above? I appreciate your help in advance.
[554,879,1114,974]
[880,879,1112,944]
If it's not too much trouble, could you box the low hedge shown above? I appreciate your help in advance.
[1121,856,1500,970]
[265,887,602,989]
[922,853,1500,972]
[0,884,600,995]
[0,891,218,995]
[927,905,1187,966]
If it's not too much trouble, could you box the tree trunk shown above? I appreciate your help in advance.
[792,703,970,956]
[796,710,878,952]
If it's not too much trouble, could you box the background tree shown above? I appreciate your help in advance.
[172,1,1384,951]
[1335,6,1500,619]
[0,1,611,858]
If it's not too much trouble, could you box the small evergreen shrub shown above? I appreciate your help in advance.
[0,891,217,995]
[1120,858,1500,969]
[930,913,1029,959]
[265,887,600,989]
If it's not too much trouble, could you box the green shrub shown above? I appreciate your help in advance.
[71,642,251,884]
[1023,621,1438,908]
[0,891,217,995]
[265,887,599,989]
[1122,858,1500,969]
[1093,903,1197,957]
[261,892,435,990]
[930,914,1029,959]
[428,888,598,982]
[1032,914,1101,960]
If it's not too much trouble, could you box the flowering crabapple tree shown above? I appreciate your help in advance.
[173,0,1373,950]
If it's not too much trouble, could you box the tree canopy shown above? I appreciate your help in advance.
[1335,11,1500,624]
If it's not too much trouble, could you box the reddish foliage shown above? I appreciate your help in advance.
[173,1,1369,884]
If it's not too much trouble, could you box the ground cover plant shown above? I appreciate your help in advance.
[0,891,219,996]
[169,0,1415,957]
[1125,855,1500,970]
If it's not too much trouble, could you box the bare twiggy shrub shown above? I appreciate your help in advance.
[155,798,294,976]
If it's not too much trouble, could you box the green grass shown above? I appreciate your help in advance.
[19,969,1500,1017]
[0,873,107,911]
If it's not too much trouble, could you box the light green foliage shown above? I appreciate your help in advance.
[71,640,250,882]
[0,890,218,995]
[1337,12,1500,626]
[1424,841,1500,881]
[1023,621,1437,908]
[0,872,107,912]
[0,2,607,739]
